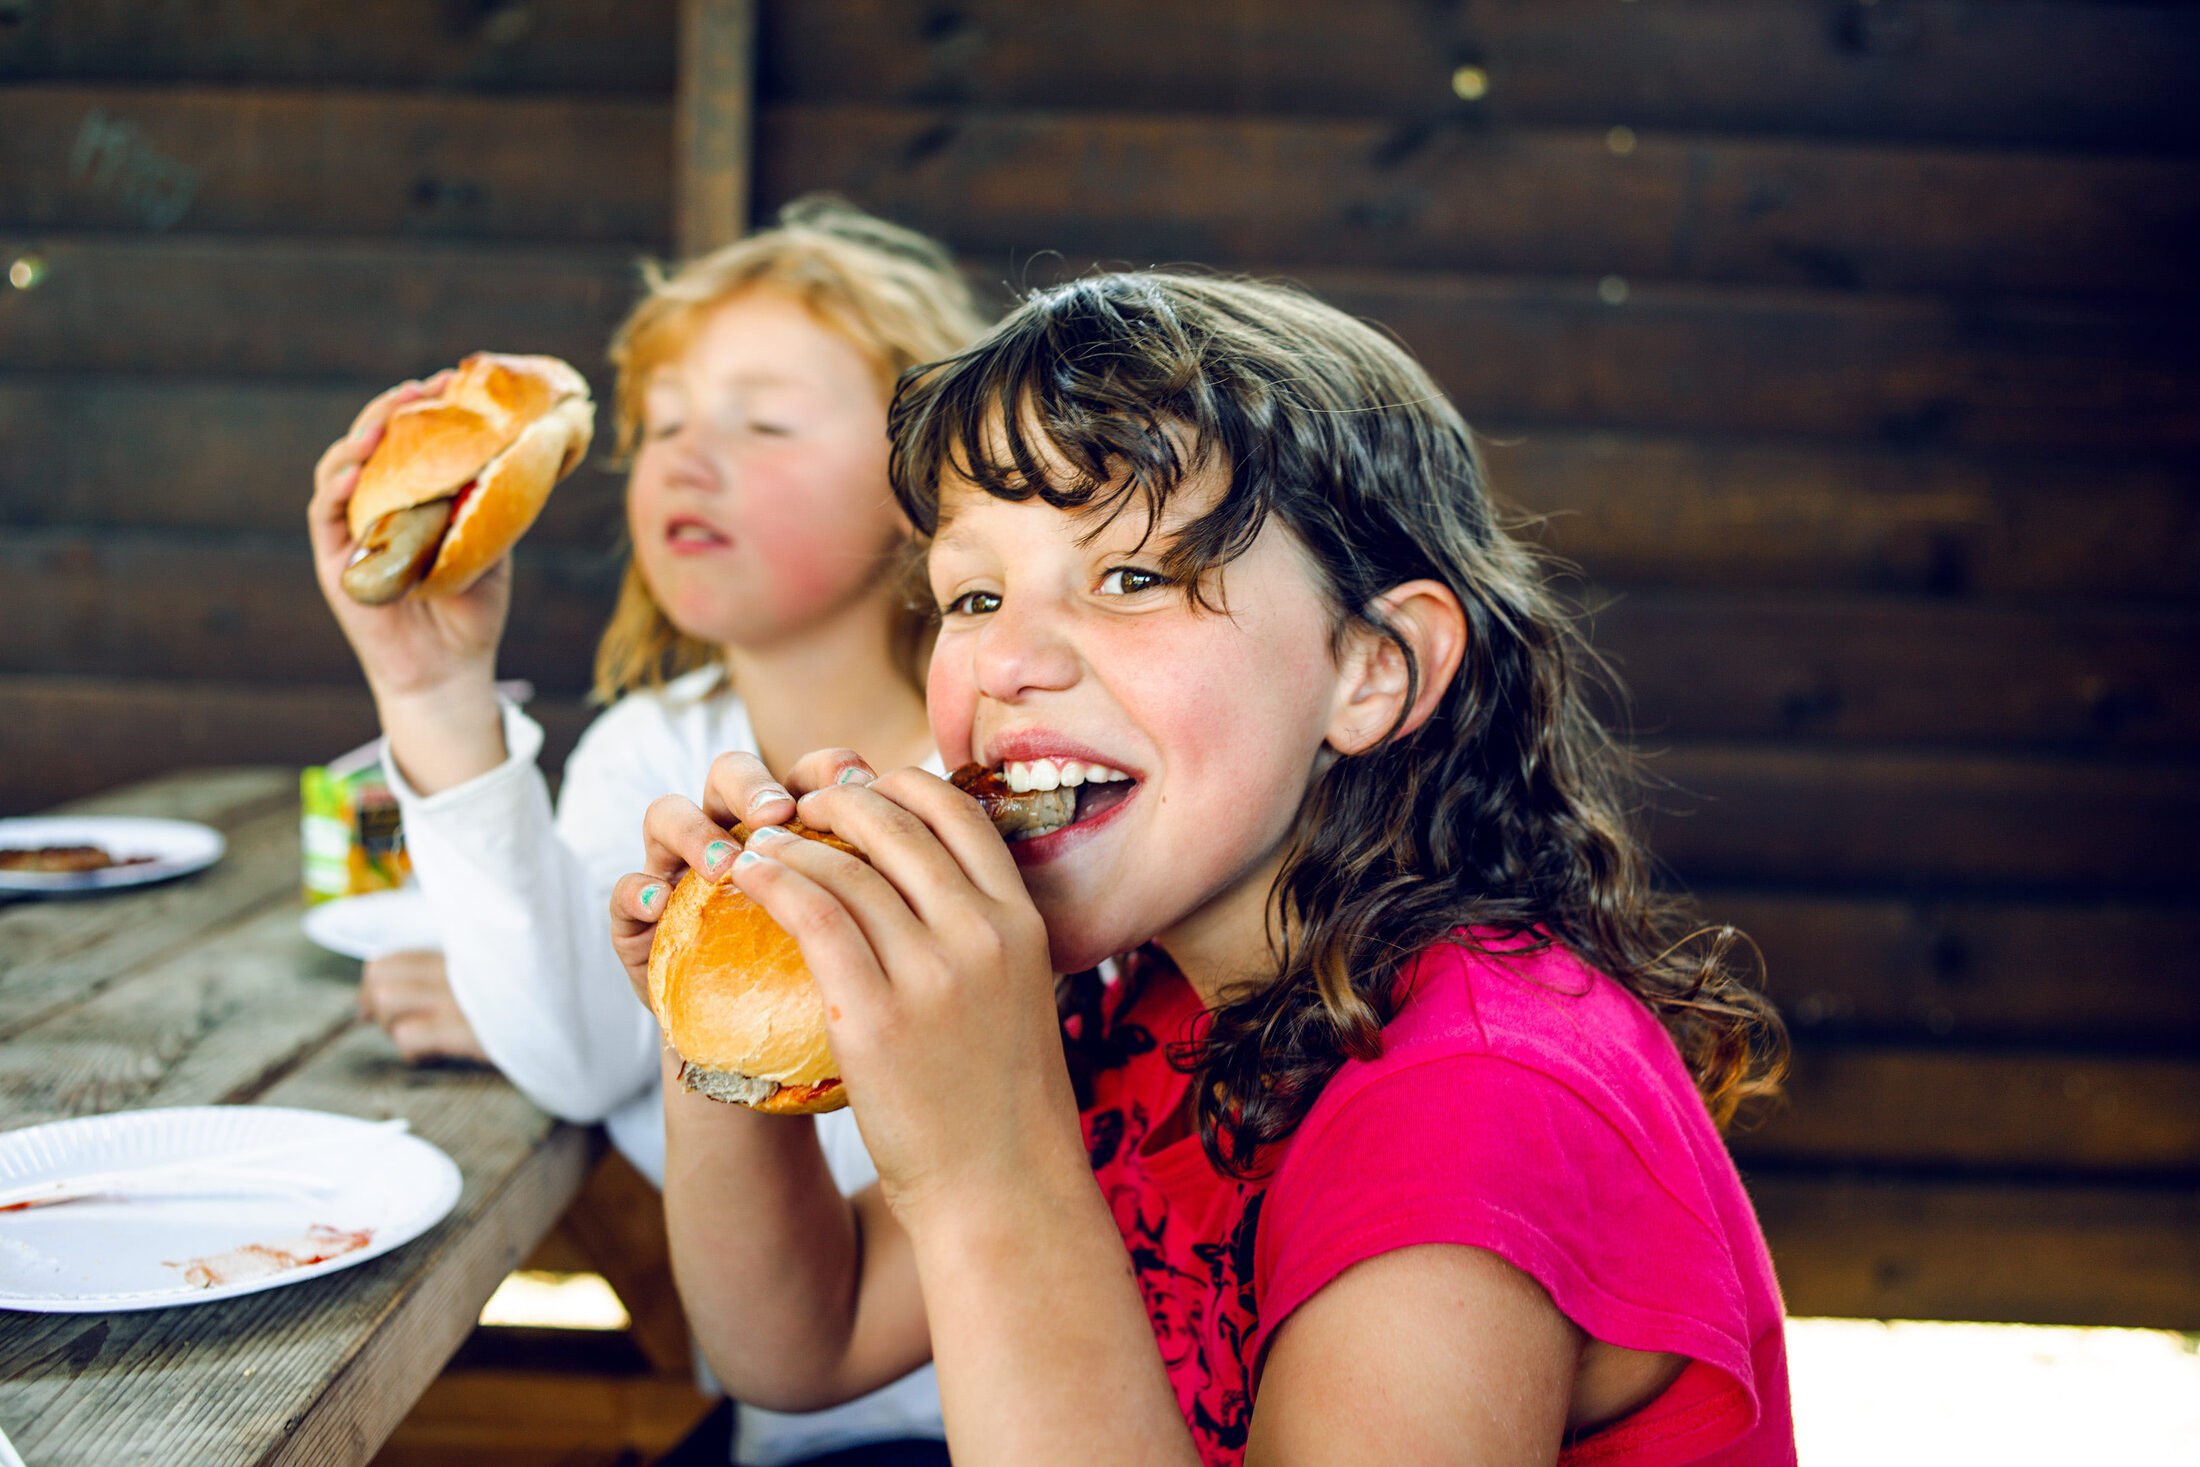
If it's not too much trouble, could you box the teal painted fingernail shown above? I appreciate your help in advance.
[640,885,663,909]
[837,766,873,786]
[750,786,791,813]
[749,825,793,843]
[705,841,734,869]
[734,850,762,868]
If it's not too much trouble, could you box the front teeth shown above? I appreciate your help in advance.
[1002,759,1130,793]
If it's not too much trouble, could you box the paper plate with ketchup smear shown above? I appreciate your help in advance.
[0,1106,459,1312]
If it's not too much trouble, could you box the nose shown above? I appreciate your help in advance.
[650,431,722,498]
[971,599,1080,703]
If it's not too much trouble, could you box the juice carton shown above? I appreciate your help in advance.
[300,740,410,903]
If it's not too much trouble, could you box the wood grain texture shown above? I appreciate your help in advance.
[0,679,594,818]
[6,377,2189,602]
[377,1369,713,1464]
[1481,432,2200,601]
[253,1029,602,1467]
[0,1031,598,1467]
[0,373,629,547]
[0,803,302,1038]
[0,85,671,242]
[1705,889,2200,1048]
[1290,268,2200,451]
[1737,1045,2200,1174]
[757,103,2200,297]
[9,529,2191,751]
[7,239,2191,448]
[1582,592,2200,754]
[0,771,603,1467]
[676,0,755,254]
[549,1151,695,1377]
[1645,745,2200,896]
[0,898,361,1127]
[757,0,2200,150]
[0,0,677,94]
[0,530,618,693]
[1754,1172,2200,1328]
[0,234,641,379]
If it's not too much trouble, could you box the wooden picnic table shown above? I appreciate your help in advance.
[0,767,602,1466]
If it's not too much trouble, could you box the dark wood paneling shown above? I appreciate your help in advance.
[1753,1173,2200,1328]
[0,676,594,817]
[758,104,2200,297]
[1737,1045,2200,1174]
[0,235,639,379]
[1297,269,2200,451]
[1586,594,2200,754]
[1647,745,2200,896]
[0,375,628,546]
[14,529,2191,755]
[7,379,2189,600]
[1704,890,2200,1049]
[1484,432,2200,601]
[9,239,2194,450]
[0,0,676,94]
[758,0,2200,152]
[0,85,671,243]
[0,531,617,693]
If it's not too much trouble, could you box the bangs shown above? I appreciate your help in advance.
[889,276,1280,599]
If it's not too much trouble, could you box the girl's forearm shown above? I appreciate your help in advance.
[907,1155,1200,1467]
[660,1060,912,1409]
[374,673,506,796]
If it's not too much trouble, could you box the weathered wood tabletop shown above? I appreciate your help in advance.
[0,767,601,1466]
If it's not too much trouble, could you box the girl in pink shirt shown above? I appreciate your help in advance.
[608,272,1795,1466]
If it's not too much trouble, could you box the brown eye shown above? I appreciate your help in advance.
[945,589,1001,616]
[1098,567,1167,596]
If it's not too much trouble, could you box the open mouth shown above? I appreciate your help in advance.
[994,759,1136,842]
[666,518,728,548]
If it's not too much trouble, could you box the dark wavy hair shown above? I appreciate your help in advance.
[887,272,1787,1178]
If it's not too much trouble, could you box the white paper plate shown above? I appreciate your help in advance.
[0,816,225,894]
[301,886,442,960]
[0,1106,460,1313]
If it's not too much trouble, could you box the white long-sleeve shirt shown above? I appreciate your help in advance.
[384,665,943,1464]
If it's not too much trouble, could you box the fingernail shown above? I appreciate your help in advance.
[704,841,735,870]
[748,825,794,844]
[640,884,663,910]
[734,850,763,868]
[836,766,874,786]
[750,785,792,814]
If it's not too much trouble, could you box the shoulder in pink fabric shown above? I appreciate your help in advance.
[1250,936,1797,1466]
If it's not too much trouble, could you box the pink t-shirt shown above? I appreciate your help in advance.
[1078,936,1795,1466]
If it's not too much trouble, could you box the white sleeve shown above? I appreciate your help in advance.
[385,699,665,1123]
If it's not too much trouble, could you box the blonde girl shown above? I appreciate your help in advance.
[308,197,985,1467]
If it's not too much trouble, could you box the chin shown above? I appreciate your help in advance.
[1043,912,1155,979]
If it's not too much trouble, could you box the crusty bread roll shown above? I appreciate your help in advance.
[647,822,856,1114]
[647,777,1082,1113]
[341,352,594,604]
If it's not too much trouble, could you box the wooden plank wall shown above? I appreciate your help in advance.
[3,0,2197,1332]
[0,0,680,811]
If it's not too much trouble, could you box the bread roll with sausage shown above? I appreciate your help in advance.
[647,769,1075,1112]
[341,353,595,604]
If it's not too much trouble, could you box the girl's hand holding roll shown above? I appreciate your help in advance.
[308,372,510,793]
[610,749,1078,1218]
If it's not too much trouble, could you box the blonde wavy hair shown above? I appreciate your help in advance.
[591,196,988,704]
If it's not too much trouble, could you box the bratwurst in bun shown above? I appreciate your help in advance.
[646,766,1094,1112]
[340,353,595,605]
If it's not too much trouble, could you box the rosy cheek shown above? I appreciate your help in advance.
[925,648,977,766]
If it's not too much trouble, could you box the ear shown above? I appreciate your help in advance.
[1326,579,1469,757]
